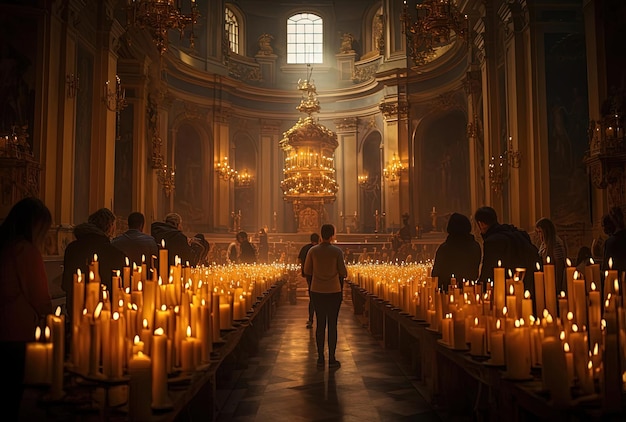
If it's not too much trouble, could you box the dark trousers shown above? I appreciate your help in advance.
[310,292,342,359]
[0,341,26,421]
[306,276,314,322]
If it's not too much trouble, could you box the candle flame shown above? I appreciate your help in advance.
[594,343,599,355]
[201,299,206,306]
[514,320,520,328]
[566,258,572,267]
[560,291,566,298]
[45,326,51,340]
[474,317,479,326]
[161,239,166,248]
[601,319,606,329]
[93,253,98,262]
[142,254,146,263]
[508,269,513,278]
[118,299,123,308]
[524,290,530,299]
[125,257,130,266]
[614,279,619,293]
[161,304,167,311]
[567,312,573,321]
[547,256,551,264]
[154,327,165,336]
[496,319,501,330]
[573,271,579,280]
[536,262,541,271]
[55,306,62,317]
[509,284,514,295]
[564,342,570,353]
[591,282,596,291]
[560,331,565,341]
[94,302,103,319]
[143,318,148,329]
[608,257,613,269]
[546,314,553,324]
[588,360,593,370]
[35,326,41,341]
[89,271,95,281]
[113,312,120,320]
[174,305,180,313]
[519,318,525,326]
[132,303,138,311]
[186,325,192,337]
[503,306,508,316]
[138,281,143,291]
[134,335,140,345]
[572,323,579,333]
[497,260,502,267]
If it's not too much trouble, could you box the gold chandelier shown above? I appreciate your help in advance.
[236,168,253,188]
[383,153,406,182]
[401,0,469,66]
[158,163,176,196]
[215,156,238,181]
[280,67,338,203]
[127,0,199,55]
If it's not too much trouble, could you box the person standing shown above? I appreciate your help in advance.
[304,224,347,369]
[258,228,269,263]
[298,233,320,329]
[603,206,626,278]
[62,208,126,324]
[474,206,540,293]
[535,217,568,293]
[112,211,159,268]
[0,198,53,420]
[151,213,204,266]
[237,231,258,264]
[431,213,481,289]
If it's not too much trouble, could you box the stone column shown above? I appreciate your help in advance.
[334,117,358,228]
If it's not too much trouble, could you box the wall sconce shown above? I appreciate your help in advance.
[215,156,237,181]
[383,153,406,182]
[66,73,79,98]
[157,163,175,196]
[103,75,127,112]
[488,136,521,194]
[235,168,253,187]
[358,174,369,186]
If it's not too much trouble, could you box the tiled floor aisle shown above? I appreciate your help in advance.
[215,293,441,422]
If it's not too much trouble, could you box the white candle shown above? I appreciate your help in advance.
[469,317,485,356]
[489,319,505,365]
[47,306,65,396]
[24,327,49,385]
[534,262,545,316]
[181,326,195,372]
[544,257,557,318]
[541,336,570,406]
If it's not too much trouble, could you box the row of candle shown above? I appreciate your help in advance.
[27,247,286,415]
[348,259,626,410]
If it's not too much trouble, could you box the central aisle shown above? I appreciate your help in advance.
[215,291,440,422]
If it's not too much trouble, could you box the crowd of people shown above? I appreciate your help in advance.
[2,197,626,416]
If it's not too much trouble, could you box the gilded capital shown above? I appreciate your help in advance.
[334,117,357,132]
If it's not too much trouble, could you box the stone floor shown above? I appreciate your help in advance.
[214,294,441,422]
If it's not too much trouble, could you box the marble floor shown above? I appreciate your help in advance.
[214,294,442,422]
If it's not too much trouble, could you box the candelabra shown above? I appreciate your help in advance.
[102,75,127,112]
[235,168,253,188]
[383,153,406,182]
[157,163,176,196]
[358,175,369,186]
[126,0,199,55]
[66,73,79,98]
[488,136,521,194]
[215,156,237,181]
[400,0,469,67]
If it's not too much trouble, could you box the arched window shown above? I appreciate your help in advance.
[225,6,239,54]
[287,13,323,64]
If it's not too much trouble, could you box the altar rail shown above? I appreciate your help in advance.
[349,282,624,421]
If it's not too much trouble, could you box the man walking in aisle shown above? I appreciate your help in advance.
[304,224,347,368]
[298,233,320,328]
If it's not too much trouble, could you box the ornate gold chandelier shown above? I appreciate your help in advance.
[280,68,338,203]
[400,0,469,66]
[127,0,199,55]
[383,153,406,182]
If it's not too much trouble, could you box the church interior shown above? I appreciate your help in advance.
[1,0,626,420]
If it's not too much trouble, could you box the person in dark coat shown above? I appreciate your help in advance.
[475,206,540,293]
[62,208,126,323]
[112,212,159,268]
[603,206,626,283]
[431,213,481,289]
[151,213,203,266]
[237,231,257,264]
[298,233,320,328]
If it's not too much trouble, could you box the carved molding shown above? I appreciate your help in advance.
[334,117,358,132]
[379,100,409,121]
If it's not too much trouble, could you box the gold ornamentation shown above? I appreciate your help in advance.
[126,0,199,55]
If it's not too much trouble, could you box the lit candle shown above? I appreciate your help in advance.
[24,326,49,385]
[181,326,196,372]
[534,262,545,316]
[469,317,485,356]
[489,319,505,365]
[544,256,557,318]
[541,335,570,406]
[494,261,505,317]
[572,271,587,327]
[159,240,169,285]
[129,351,152,421]
[506,284,517,320]
[522,290,532,322]
[151,327,170,409]
[199,299,212,363]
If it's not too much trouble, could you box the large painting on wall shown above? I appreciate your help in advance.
[544,32,590,249]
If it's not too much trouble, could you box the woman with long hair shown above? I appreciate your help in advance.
[535,217,568,293]
[0,197,53,420]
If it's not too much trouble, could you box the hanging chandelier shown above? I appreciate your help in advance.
[400,0,469,66]
[383,153,406,182]
[127,0,199,55]
[280,66,338,203]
